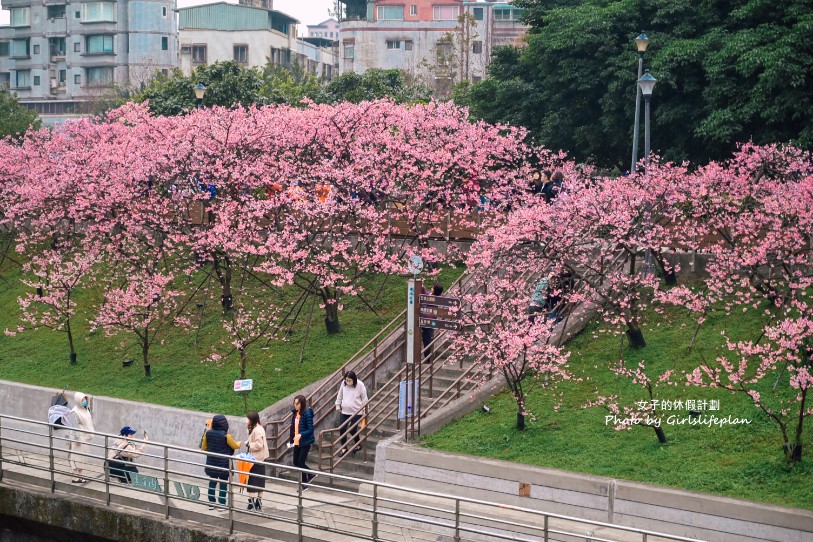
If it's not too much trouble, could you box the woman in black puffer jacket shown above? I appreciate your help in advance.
[200,414,241,510]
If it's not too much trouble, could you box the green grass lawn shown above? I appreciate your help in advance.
[422,303,813,510]
[0,255,461,416]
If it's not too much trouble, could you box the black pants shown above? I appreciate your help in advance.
[292,444,312,484]
[421,328,434,362]
[339,414,362,447]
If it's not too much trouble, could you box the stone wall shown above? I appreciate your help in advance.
[0,485,261,542]
[374,443,813,542]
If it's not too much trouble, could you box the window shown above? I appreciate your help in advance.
[74,42,81,53]
[180,45,191,54]
[0,42,9,57]
[161,37,168,51]
[81,3,116,23]
[47,5,67,19]
[162,6,168,17]
[433,5,459,20]
[377,6,404,20]
[472,75,482,83]
[494,9,511,20]
[472,40,482,54]
[192,45,207,64]
[33,44,41,55]
[436,40,452,62]
[86,66,113,86]
[343,45,354,59]
[513,9,523,19]
[10,8,31,27]
[85,35,115,54]
[75,73,81,84]
[15,70,31,88]
[75,11,81,19]
[50,38,66,57]
[404,40,413,51]
[59,69,67,83]
[386,40,400,50]
[409,5,417,16]
[33,75,41,86]
[233,44,248,64]
[10,39,30,58]
[472,7,483,21]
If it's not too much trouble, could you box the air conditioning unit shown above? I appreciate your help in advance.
[50,78,58,88]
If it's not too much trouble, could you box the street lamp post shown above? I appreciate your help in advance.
[193,83,207,109]
[637,69,657,172]
[630,32,649,174]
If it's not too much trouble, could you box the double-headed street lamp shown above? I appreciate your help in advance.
[630,32,649,173]
[193,83,207,109]
[637,69,657,172]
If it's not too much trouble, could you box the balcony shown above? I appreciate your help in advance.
[0,0,31,9]
[43,17,68,36]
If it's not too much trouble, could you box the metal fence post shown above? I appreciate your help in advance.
[544,515,549,542]
[164,446,170,519]
[228,462,235,534]
[372,484,379,541]
[48,424,55,492]
[0,416,3,483]
[104,435,110,505]
[454,498,461,542]
[297,482,304,542]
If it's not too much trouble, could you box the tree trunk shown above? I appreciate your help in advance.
[66,319,77,365]
[322,286,340,334]
[653,426,667,444]
[213,254,233,313]
[239,347,247,380]
[516,410,526,431]
[626,322,646,348]
[142,335,151,377]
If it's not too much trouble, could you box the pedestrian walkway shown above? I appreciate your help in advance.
[0,414,702,542]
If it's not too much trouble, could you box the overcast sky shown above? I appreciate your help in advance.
[1,1,336,33]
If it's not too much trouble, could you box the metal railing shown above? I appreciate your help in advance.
[0,413,704,542]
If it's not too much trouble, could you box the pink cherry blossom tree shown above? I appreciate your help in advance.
[14,250,98,364]
[657,143,813,462]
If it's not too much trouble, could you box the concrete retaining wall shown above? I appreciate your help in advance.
[0,380,245,477]
[374,443,813,542]
[0,485,261,542]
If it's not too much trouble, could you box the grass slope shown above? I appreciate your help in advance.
[422,303,813,510]
[0,257,460,416]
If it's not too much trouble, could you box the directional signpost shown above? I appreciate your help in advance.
[419,294,461,332]
[403,255,465,441]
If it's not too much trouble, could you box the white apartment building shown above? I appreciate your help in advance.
[178,2,337,80]
[307,18,339,41]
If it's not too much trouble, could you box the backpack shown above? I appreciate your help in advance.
[47,389,71,430]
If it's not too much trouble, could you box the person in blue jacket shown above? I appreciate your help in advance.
[289,395,315,491]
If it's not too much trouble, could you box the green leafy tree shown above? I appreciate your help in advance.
[261,61,324,105]
[0,88,41,140]
[324,68,432,104]
[458,0,813,167]
[134,61,264,116]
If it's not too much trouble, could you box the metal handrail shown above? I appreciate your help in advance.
[315,264,492,471]
[264,306,408,462]
[0,413,705,542]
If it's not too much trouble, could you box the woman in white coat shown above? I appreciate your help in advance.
[335,371,368,456]
[70,391,95,483]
